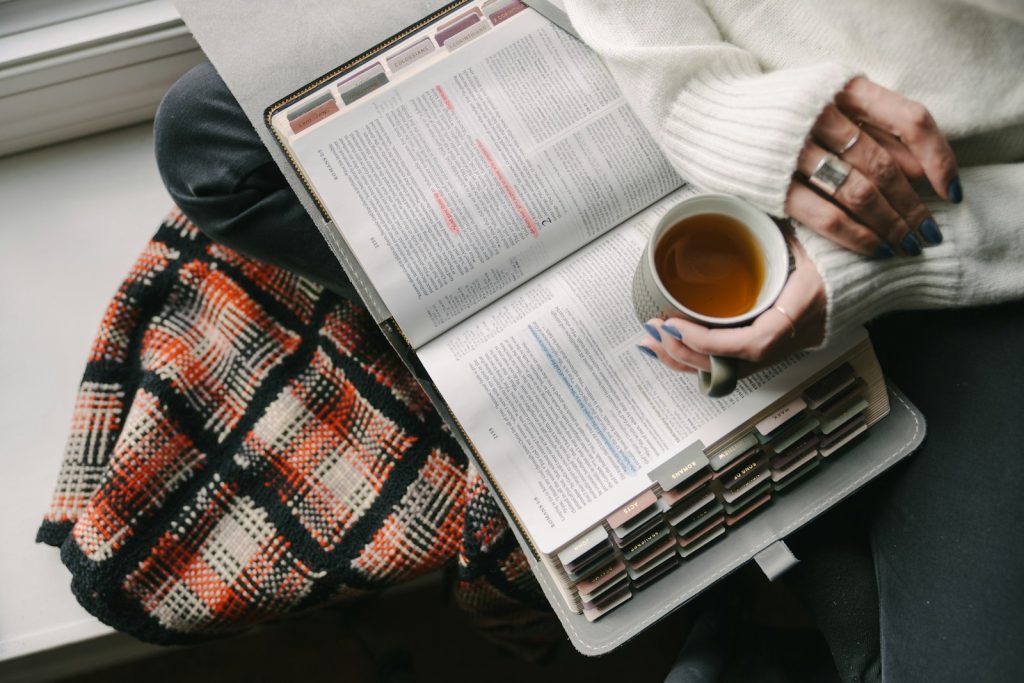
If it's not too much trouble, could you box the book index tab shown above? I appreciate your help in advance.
[647,441,708,492]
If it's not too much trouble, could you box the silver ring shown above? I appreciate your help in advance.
[773,305,797,339]
[808,153,851,196]
[837,130,861,155]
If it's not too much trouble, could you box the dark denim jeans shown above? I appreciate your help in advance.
[155,62,1024,682]
[154,62,354,299]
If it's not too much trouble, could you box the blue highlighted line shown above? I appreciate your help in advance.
[528,324,638,475]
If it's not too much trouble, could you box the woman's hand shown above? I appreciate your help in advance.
[785,77,961,258]
[639,236,825,375]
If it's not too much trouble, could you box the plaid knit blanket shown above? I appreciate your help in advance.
[37,210,557,657]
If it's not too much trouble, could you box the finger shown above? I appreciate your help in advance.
[860,121,925,182]
[657,319,712,371]
[785,182,889,258]
[797,141,914,253]
[657,254,823,370]
[836,77,961,203]
[862,125,947,242]
[675,264,819,368]
[771,259,827,350]
[660,317,780,364]
[637,338,695,373]
[813,106,938,247]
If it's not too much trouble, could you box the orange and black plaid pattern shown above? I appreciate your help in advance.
[38,210,554,654]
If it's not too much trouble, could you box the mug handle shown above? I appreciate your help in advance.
[698,355,738,398]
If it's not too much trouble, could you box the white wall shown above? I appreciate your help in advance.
[0,123,171,663]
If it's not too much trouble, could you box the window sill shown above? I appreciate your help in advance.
[0,0,203,157]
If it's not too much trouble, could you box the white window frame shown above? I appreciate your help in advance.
[0,0,203,157]
[0,0,148,39]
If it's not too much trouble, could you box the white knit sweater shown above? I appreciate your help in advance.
[564,0,1024,344]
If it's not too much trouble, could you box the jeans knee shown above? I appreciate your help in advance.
[154,61,231,207]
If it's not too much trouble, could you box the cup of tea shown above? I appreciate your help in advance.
[632,194,790,398]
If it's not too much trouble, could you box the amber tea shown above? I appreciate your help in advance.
[654,212,765,318]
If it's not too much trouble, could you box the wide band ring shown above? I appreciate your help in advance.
[808,153,851,196]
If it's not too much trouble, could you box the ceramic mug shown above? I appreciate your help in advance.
[632,194,790,397]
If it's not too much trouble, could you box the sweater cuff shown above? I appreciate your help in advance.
[660,61,860,216]
[794,224,962,347]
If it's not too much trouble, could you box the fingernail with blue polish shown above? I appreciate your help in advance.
[874,243,895,259]
[637,345,657,359]
[919,218,943,245]
[662,323,683,341]
[901,233,922,257]
[947,176,962,204]
[643,323,662,342]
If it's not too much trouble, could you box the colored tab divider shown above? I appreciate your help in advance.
[648,440,708,491]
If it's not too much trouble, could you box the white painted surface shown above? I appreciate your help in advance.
[0,123,171,662]
[0,1,181,66]
[0,0,202,158]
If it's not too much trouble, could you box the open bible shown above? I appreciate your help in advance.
[264,0,920,652]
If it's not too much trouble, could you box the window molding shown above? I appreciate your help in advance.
[0,0,148,40]
[0,0,203,157]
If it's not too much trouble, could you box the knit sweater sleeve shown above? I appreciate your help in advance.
[797,163,1024,345]
[563,0,859,216]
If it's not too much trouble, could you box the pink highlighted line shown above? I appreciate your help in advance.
[433,190,460,235]
[475,138,539,238]
[435,85,454,111]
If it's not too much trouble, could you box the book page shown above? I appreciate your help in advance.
[286,6,681,347]
[418,187,866,554]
